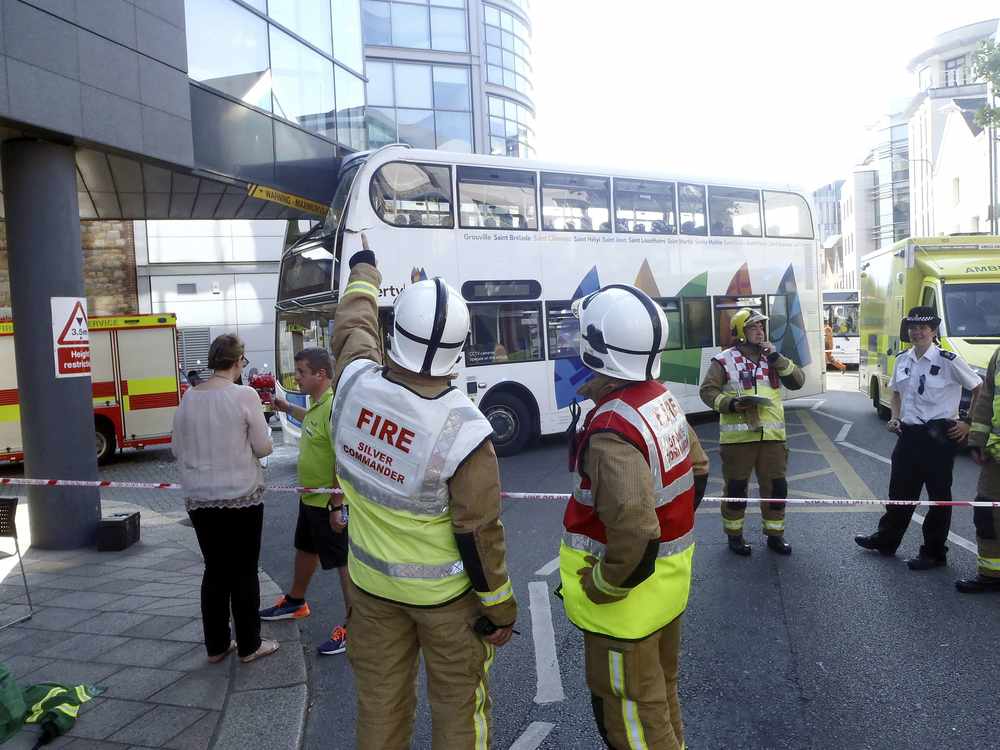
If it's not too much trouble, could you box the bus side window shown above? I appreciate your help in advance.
[615,179,677,235]
[678,184,707,236]
[457,166,538,229]
[713,295,764,348]
[763,191,814,239]
[682,298,713,348]
[545,301,579,359]
[467,302,544,366]
[370,162,455,229]
[707,186,761,237]
[655,298,683,350]
[541,172,610,232]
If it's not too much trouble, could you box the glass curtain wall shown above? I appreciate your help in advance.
[483,2,532,96]
[186,0,366,151]
[487,95,534,158]
[362,0,469,52]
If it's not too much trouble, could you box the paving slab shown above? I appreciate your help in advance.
[160,620,203,643]
[46,591,141,611]
[119,615,194,640]
[17,607,99,631]
[162,710,220,750]
[66,698,156,740]
[20,659,122,686]
[98,639,196,668]
[231,643,306,692]
[99,667,187,701]
[213,685,307,750]
[40,634,130,661]
[71,613,154,636]
[106,705,207,747]
[149,672,228,710]
[1,653,52,679]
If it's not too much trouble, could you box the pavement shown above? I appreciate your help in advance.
[0,490,309,750]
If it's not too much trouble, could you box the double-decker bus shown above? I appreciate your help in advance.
[275,145,823,455]
[822,289,860,367]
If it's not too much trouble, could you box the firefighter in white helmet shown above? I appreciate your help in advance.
[699,307,804,555]
[559,284,709,749]
[329,242,516,750]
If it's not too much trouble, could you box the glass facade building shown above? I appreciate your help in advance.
[362,0,535,159]
[871,120,910,248]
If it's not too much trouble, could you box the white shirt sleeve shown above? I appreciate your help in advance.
[949,354,982,391]
[888,355,908,391]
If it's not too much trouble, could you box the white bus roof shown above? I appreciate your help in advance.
[353,144,812,197]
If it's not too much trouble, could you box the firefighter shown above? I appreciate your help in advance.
[329,244,517,750]
[560,284,709,750]
[959,345,1000,593]
[699,308,804,555]
[854,307,979,570]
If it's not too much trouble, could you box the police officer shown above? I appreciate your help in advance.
[699,308,805,555]
[330,244,517,750]
[560,285,708,750]
[957,345,1000,593]
[855,306,980,570]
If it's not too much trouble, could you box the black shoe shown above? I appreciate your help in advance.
[955,574,1000,593]
[854,534,895,556]
[766,535,792,555]
[727,535,751,556]
[906,553,946,571]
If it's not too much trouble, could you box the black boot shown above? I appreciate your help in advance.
[854,533,895,556]
[727,535,751,556]
[766,535,792,555]
[906,553,946,571]
[956,574,1000,593]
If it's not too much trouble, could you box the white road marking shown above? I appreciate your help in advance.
[509,721,556,750]
[535,557,560,577]
[528,581,565,704]
[835,423,852,443]
[813,409,853,425]
[912,511,978,554]
[838,441,892,465]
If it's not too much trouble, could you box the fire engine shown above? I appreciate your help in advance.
[0,313,181,464]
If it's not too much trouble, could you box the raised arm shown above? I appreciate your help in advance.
[332,243,384,386]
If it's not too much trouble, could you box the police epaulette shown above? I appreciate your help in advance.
[940,350,957,360]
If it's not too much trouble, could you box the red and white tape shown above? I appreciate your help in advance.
[2,476,1000,507]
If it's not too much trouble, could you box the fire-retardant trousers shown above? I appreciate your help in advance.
[585,614,684,750]
[719,441,788,537]
[347,583,495,750]
[973,503,1000,578]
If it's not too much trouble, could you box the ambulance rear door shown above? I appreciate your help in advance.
[116,325,180,441]
[0,322,20,459]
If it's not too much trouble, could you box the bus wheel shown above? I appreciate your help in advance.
[871,379,890,420]
[96,422,116,465]
[483,393,532,457]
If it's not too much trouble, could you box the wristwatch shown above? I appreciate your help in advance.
[327,502,343,512]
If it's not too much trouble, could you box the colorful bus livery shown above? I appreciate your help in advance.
[275,145,825,455]
[0,313,181,464]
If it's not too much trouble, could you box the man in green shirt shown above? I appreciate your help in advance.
[260,348,351,655]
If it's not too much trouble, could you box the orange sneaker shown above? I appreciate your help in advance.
[259,595,311,621]
[318,625,347,655]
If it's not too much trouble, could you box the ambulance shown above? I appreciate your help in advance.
[858,234,1000,417]
[0,313,181,464]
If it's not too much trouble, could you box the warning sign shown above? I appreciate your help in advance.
[51,297,91,378]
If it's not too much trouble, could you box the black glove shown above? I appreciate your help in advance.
[693,473,708,511]
[766,350,781,363]
[349,249,376,268]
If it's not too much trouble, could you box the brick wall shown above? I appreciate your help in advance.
[0,221,138,318]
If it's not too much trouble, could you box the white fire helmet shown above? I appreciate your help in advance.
[574,284,669,381]
[388,277,470,376]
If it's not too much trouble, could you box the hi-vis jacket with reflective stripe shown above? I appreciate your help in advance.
[704,346,800,443]
[969,347,1000,484]
[332,357,495,607]
[560,379,696,640]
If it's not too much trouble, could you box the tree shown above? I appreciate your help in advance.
[972,39,1000,128]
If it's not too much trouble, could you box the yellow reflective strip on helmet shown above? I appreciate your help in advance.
[26,687,67,723]
[978,556,1000,572]
[609,650,648,750]
[473,642,495,750]
[477,578,513,607]
[592,562,630,598]
[344,280,379,300]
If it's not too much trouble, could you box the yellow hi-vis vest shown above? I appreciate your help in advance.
[713,347,789,443]
[969,364,1000,575]
[559,380,696,640]
[331,359,494,607]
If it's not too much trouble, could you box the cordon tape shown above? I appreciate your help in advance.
[1,476,999,507]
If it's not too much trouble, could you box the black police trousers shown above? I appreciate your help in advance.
[875,425,956,559]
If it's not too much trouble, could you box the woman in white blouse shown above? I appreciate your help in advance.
[172,334,278,663]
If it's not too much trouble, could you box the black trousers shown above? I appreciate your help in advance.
[875,427,956,558]
[188,504,264,658]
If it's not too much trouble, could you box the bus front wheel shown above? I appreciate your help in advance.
[96,421,116,465]
[483,393,532,457]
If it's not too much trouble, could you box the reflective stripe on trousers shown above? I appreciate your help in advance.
[609,650,648,750]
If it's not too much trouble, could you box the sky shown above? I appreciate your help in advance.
[530,0,1000,191]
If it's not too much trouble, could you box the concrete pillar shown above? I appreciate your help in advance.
[3,139,100,549]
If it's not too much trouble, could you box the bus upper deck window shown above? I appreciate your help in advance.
[763,191,814,239]
[614,179,677,235]
[457,166,538,230]
[678,184,707,236]
[370,162,455,229]
[708,186,762,237]
[541,172,610,232]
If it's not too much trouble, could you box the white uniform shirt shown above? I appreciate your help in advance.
[888,344,981,425]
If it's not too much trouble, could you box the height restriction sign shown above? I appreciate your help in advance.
[51,296,91,378]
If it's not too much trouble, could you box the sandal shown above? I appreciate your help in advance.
[207,640,236,664]
[240,638,280,663]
